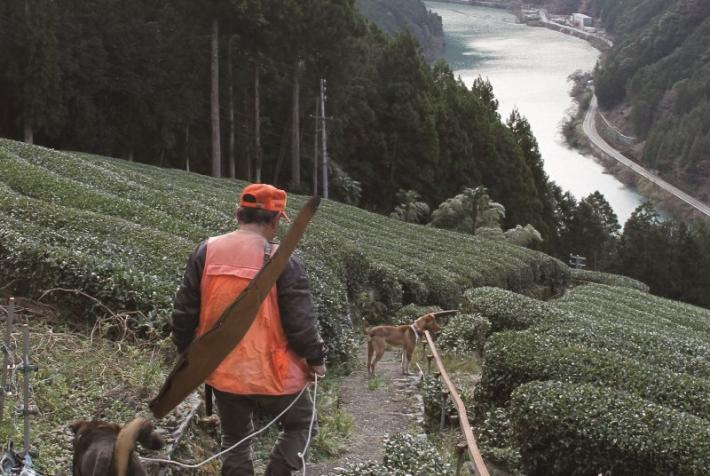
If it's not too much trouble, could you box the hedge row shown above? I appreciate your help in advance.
[533,317,710,378]
[0,139,570,363]
[511,381,710,476]
[465,284,710,377]
[561,283,710,336]
[478,330,710,419]
[461,286,572,332]
[570,268,649,292]
[436,312,490,356]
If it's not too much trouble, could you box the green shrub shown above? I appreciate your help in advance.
[570,268,649,292]
[478,331,710,418]
[534,309,710,378]
[511,381,710,476]
[0,139,573,364]
[332,432,451,475]
[333,461,388,475]
[393,303,442,325]
[461,287,571,332]
[476,407,522,472]
[420,374,454,425]
[382,432,451,475]
[561,283,710,336]
[437,313,490,356]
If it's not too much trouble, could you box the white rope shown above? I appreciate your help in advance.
[409,324,419,345]
[298,374,319,475]
[141,378,318,471]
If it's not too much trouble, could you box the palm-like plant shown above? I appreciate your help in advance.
[430,186,505,233]
[504,224,543,247]
[390,189,431,224]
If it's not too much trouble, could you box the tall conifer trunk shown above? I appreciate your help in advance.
[23,120,33,144]
[290,61,303,186]
[23,0,33,144]
[210,18,221,177]
[254,62,262,183]
[228,37,236,180]
[185,124,191,172]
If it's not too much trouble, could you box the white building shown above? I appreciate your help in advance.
[570,13,593,28]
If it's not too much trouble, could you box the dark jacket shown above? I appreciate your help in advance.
[170,239,327,366]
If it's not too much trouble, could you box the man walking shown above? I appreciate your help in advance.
[170,183,327,475]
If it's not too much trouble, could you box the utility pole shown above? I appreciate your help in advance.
[313,96,319,196]
[210,18,221,178]
[569,254,587,269]
[319,78,329,199]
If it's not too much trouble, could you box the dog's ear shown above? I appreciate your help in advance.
[70,421,88,435]
[136,420,164,451]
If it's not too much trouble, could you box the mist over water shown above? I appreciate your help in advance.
[426,1,645,223]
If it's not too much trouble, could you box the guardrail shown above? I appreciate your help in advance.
[423,330,490,476]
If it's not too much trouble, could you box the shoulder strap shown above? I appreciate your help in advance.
[263,240,273,266]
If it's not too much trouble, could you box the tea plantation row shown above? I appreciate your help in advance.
[466,284,710,475]
[0,139,568,363]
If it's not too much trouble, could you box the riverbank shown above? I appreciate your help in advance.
[564,86,709,222]
[515,7,709,221]
[528,18,611,52]
[433,0,515,8]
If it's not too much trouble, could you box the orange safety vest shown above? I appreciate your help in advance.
[196,230,308,395]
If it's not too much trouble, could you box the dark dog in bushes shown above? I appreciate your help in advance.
[70,417,162,476]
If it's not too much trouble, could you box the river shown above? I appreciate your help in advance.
[425,1,645,223]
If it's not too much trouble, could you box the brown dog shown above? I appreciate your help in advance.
[366,310,456,376]
[70,417,163,476]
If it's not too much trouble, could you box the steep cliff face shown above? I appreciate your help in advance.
[357,0,444,62]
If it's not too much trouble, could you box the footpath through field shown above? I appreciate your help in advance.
[307,343,423,475]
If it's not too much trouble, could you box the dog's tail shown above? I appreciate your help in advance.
[114,417,163,476]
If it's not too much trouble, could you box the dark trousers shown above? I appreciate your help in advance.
[213,388,316,476]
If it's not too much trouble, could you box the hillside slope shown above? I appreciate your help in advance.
[0,139,568,363]
[357,0,444,61]
[591,0,710,201]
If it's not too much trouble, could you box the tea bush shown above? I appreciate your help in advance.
[461,287,572,332]
[332,432,450,475]
[0,139,568,363]
[393,303,442,325]
[560,283,710,336]
[469,282,710,474]
[437,312,490,356]
[570,268,649,292]
[478,330,710,418]
[511,381,710,476]
[382,432,450,475]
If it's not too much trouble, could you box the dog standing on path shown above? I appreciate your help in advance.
[366,311,456,376]
[70,417,163,476]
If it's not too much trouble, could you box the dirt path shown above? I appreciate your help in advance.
[307,343,424,475]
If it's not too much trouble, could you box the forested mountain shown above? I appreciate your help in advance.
[591,0,710,200]
[356,0,444,61]
[0,0,555,236]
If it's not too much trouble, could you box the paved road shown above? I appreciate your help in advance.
[538,9,613,47]
[584,95,710,218]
